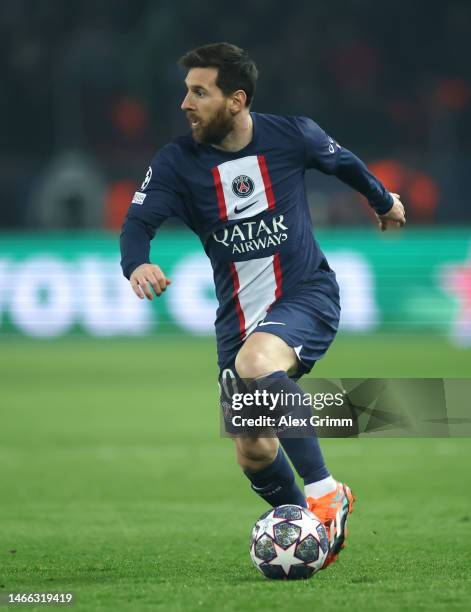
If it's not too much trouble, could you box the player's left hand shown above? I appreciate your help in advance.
[376,193,406,231]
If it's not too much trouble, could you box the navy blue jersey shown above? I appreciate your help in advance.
[120,112,392,358]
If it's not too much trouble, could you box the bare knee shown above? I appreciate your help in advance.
[234,437,279,472]
[235,333,297,379]
[235,348,273,379]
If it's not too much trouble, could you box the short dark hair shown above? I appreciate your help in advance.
[179,42,258,107]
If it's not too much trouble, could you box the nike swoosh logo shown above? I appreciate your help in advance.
[234,200,258,214]
[258,321,286,326]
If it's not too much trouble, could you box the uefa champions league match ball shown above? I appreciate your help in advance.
[250,505,329,579]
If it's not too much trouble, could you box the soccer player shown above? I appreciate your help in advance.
[120,43,406,568]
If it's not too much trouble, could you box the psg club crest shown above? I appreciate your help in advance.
[232,175,255,198]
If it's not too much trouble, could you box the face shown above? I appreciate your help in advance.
[181,67,236,144]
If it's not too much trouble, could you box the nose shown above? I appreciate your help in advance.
[181,92,193,111]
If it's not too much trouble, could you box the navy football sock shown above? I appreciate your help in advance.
[244,447,307,507]
[255,371,330,486]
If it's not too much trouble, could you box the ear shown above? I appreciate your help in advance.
[229,89,247,113]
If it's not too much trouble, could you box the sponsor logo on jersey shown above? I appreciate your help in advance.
[231,175,255,198]
[131,191,147,205]
[140,166,152,190]
[212,214,288,255]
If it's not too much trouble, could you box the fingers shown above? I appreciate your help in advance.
[137,277,155,300]
[377,193,407,231]
[130,265,171,300]
[149,271,167,296]
[393,194,406,221]
[376,213,387,232]
[395,203,406,227]
[376,211,406,232]
[131,277,145,299]
[381,216,405,231]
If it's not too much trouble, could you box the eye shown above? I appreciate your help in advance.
[195,90,205,98]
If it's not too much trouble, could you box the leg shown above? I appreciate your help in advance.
[234,435,307,507]
[233,285,355,567]
[235,331,298,379]
[235,330,355,567]
[235,331,336,495]
[219,357,306,507]
[234,330,354,567]
[234,435,278,472]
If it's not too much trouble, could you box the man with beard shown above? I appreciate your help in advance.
[120,42,406,569]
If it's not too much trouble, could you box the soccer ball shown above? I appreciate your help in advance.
[250,504,329,579]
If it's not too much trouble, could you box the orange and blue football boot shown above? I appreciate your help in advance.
[306,482,355,568]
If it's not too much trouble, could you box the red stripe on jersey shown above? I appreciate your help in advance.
[273,252,283,300]
[229,262,246,340]
[211,166,228,221]
[257,155,275,209]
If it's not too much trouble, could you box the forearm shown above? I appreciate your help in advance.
[334,148,393,214]
[120,216,155,279]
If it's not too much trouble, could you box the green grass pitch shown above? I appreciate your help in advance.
[1,333,470,611]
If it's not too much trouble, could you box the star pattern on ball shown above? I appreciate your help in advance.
[307,556,324,569]
[256,513,288,539]
[271,541,306,576]
[250,542,266,568]
[285,516,321,542]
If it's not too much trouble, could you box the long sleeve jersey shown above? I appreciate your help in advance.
[120,112,392,355]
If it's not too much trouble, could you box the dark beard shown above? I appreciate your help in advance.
[193,107,235,145]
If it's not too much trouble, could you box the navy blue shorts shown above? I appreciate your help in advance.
[218,271,340,432]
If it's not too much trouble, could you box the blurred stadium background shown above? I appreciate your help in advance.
[1,0,470,347]
[1,2,470,610]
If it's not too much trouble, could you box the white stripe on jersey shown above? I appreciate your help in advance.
[233,255,277,338]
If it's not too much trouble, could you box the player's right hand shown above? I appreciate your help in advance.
[130,263,171,300]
